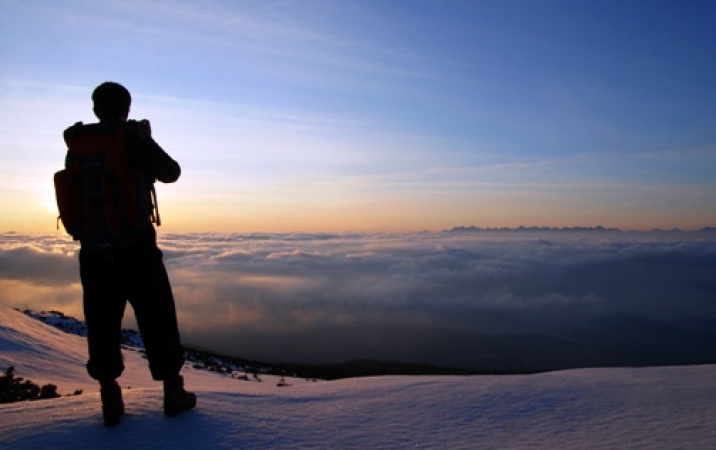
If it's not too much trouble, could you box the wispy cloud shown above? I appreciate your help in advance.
[2,1,715,234]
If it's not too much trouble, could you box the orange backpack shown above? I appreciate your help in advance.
[54,122,155,249]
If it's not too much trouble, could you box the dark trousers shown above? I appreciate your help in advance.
[80,228,185,381]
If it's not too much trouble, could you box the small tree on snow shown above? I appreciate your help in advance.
[0,366,61,403]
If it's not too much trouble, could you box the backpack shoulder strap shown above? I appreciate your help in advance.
[64,122,126,160]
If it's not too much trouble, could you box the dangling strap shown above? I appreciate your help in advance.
[150,184,162,226]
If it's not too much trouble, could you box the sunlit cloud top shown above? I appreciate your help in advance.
[2,229,716,370]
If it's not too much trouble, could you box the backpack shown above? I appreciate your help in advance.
[54,121,159,250]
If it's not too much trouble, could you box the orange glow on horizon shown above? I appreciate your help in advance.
[4,190,714,235]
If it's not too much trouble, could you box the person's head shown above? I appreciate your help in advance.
[92,82,131,122]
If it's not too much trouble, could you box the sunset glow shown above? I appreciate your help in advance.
[1,1,714,233]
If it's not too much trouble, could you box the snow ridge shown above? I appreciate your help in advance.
[2,304,716,449]
[21,309,275,382]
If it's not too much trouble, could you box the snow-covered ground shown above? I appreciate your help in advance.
[1,304,714,449]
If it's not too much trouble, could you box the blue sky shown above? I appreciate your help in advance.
[1,0,714,232]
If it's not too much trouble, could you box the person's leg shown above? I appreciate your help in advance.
[81,249,127,382]
[125,237,196,415]
[126,243,184,380]
[80,249,127,426]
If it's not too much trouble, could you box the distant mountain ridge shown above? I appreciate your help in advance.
[445,225,716,233]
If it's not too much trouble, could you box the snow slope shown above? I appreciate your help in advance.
[1,304,715,449]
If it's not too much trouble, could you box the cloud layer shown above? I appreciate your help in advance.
[2,230,716,371]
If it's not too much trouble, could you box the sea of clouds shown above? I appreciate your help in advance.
[1,229,715,372]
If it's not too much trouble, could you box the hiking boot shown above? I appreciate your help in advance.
[163,375,196,416]
[100,382,125,427]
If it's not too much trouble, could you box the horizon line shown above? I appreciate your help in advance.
[3,225,716,236]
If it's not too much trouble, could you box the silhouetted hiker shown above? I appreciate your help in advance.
[55,82,196,426]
